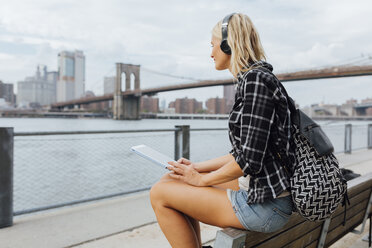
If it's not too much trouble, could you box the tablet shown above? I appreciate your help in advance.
[130,144,175,169]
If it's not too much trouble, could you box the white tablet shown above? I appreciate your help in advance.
[130,144,175,169]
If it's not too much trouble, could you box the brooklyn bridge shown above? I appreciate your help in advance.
[50,63,372,120]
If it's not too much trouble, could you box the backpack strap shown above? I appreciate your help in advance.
[255,66,299,126]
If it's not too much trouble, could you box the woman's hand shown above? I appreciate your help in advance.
[167,161,206,187]
[177,157,201,172]
[177,157,192,165]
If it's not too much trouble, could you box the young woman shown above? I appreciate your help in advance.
[150,13,295,248]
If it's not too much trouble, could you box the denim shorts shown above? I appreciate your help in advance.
[227,189,293,233]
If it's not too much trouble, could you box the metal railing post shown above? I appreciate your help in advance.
[175,126,181,160]
[344,124,352,154]
[175,125,190,160]
[0,127,13,228]
[368,124,372,149]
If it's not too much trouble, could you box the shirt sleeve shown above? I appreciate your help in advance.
[233,72,276,176]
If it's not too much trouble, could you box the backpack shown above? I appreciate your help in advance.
[287,104,348,222]
[258,66,348,222]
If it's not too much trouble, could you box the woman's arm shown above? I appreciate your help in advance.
[194,154,235,172]
[178,154,235,173]
[167,158,243,187]
[201,159,243,186]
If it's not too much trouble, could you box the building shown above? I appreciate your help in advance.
[0,81,15,106]
[46,70,58,103]
[168,97,203,114]
[361,98,372,104]
[160,99,166,112]
[17,66,57,108]
[360,97,372,116]
[223,85,235,112]
[345,99,358,105]
[104,76,116,95]
[340,99,357,116]
[206,97,227,114]
[103,76,116,109]
[141,96,159,113]
[80,91,107,111]
[57,50,85,102]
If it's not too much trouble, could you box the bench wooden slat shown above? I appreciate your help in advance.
[328,191,370,232]
[243,214,305,247]
[284,225,322,248]
[256,219,322,248]
[347,172,372,189]
[331,186,371,217]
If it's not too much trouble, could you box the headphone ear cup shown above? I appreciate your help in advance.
[220,40,232,55]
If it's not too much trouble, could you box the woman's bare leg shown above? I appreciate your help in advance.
[150,174,243,248]
[156,173,238,247]
[157,173,202,246]
[184,214,201,247]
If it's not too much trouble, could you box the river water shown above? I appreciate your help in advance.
[0,117,370,213]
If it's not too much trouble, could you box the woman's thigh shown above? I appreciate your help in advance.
[150,178,244,229]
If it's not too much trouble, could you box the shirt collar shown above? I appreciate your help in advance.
[237,60,274,79]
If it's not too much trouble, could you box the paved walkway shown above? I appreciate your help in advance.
[0,149,372,248]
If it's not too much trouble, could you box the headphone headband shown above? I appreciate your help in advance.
[220,13,236,55]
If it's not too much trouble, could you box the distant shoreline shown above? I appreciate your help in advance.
[1,110,372,121]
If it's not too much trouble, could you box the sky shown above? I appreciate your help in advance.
[0,0,371,108]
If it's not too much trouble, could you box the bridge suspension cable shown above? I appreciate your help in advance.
[141,67,203,81]
[88,66,116,93]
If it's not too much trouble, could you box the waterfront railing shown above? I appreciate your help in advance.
[1,123,372,228]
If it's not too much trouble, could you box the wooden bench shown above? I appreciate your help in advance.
[214,172,372,248]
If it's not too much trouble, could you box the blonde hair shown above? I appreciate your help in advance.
[212,13,266,77]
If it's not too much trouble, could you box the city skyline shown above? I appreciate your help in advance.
[2,57,372,110]
[0,0,372,107]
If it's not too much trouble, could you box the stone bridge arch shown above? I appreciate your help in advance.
[113,63,141,120]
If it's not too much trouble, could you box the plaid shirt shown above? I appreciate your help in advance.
[228,61,296,204]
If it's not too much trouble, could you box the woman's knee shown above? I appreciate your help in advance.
[150,180,169,209]
[150,178,187,210]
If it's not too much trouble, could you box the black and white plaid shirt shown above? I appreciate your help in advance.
[228,61,296,204]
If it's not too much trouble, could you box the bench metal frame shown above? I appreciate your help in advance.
[351,190,372,235]
[213,228,247,248]
[317,218,331,248]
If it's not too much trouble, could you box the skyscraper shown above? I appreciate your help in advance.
[57,50,85,102]
[0,81,15,105]
[104,76,116,95]
[223,85,235,112]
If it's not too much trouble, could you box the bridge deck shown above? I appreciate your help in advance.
[51,65,372,108]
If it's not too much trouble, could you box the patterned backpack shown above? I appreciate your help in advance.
[287,104,348,221]
[259,67,348,222]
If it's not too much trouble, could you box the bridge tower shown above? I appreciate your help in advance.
[113,63,141,120]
